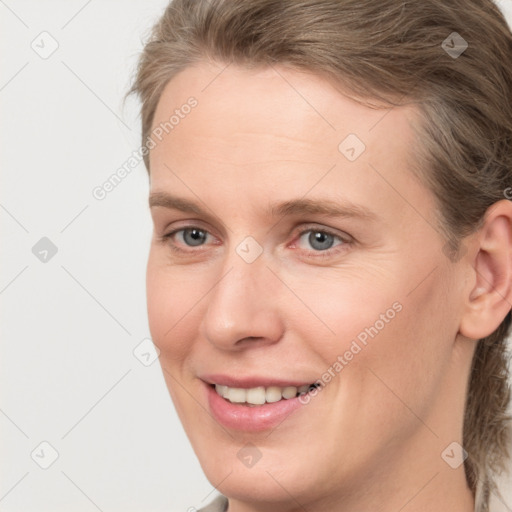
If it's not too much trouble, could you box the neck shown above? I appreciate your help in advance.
[227,457,474,512]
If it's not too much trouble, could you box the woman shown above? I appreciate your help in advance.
[129,1,512,511]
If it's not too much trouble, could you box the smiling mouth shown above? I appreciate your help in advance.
[212,383,321,406]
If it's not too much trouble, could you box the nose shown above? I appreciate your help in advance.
[200,248,285,351]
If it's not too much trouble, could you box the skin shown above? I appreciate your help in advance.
[146,61,512,512]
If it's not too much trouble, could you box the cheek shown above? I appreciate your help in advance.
[146,253,205,366]
[282,271,404,361]
[286,267,454,413]
[285,262,453,357]
[348,271,456,429]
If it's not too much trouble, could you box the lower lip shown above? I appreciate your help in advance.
[205,383,310,431]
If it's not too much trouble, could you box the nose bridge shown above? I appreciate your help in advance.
[200,243,284,349]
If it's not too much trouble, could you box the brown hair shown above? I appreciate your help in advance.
[128,1,512,509]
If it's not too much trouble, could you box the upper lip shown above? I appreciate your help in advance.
[201,374,316,388]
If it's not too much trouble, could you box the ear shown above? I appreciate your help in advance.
[459,199,512,340]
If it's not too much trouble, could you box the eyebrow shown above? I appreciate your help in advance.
[149,191,378,221]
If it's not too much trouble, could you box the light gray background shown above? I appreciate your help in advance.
[1,1,511,511]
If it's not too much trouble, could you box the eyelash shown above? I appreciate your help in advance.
[158,224,352,259]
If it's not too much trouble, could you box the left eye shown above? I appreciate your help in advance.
[297,229,344,251]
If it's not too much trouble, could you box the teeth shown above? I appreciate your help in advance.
[265,386,283,403]
[214,383,316,405]
[216,385,229,398]
[246,386,266,405]
[282,386,297,399]
[227,387,246,403]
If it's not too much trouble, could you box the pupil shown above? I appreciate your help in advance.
[309,231,333,250]
[185,228,206,246]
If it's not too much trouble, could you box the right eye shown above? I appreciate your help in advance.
[161,226,215,251]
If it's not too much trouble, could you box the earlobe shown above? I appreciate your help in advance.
[459,199,512,340]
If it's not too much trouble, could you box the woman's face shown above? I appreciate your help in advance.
[146,62,470,508]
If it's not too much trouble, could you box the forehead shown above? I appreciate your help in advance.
[148,61,436,232]
[150,61,418,169]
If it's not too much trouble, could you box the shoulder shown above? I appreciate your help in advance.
[196,495,228,512]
